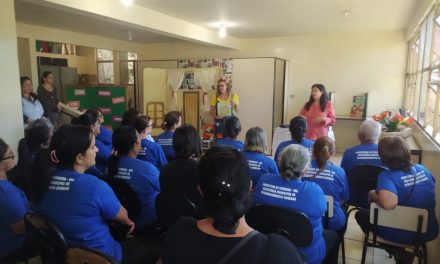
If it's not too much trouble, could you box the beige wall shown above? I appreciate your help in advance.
[17,37,32,78]
[139,30,407,123]
[0,0,24,152]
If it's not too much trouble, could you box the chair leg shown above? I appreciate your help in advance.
[423,244,428,264]
[361,232,369,264]
[341,237,346,264]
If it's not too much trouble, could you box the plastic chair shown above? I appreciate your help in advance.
[361,203,429,264]
[107,178,141,220]
[24,212,68,264]
[66,246,119,264]
[155,192,202,232]
[246,205,313,247]
[346,165,387,211]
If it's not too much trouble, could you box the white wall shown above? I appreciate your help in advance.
[0,0,24,152]
[138,30,407,123]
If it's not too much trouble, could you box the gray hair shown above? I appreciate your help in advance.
[278,144,310,180]
[359,120,381,142]
[244,127,267,153]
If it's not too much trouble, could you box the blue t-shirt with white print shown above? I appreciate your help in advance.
[375,164,439,244]
[137,138,168,169]
[34,169,122,261]
[340,143,383,172]
[0,180,29,257]
[114,156,160,227]
[243,151,279,186]
[303,160,349,231]
[274,139,314,162]
[216,138,244,151]
[157,131,175,161]
[252,174,327,264]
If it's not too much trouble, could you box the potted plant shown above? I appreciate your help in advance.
[372,111,415,139]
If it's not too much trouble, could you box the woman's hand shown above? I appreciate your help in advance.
[231,97,238,107]
[313,116,326,124]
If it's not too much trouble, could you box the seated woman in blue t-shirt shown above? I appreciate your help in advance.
[92,108,113,149]
[274,116,314,162]
[28,125,160,263]
[107,126,161,230]
[134,115,167,169]
[216,116,244,151]
[242,127,279,186]
[355,137,439,259]
[157,111,182,161]
[0,138,36,261]
[303,136,349,257]
[252,144,338,264]
[71,111,112,178]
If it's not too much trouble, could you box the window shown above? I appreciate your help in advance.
[120,51,137,85]
[97,49,114,84]
[404,5,440,144]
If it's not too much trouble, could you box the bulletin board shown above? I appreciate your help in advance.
[65,85,126,129]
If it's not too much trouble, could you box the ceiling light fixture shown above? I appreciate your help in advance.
[121,0,133,7]
[219,25,227,38]
[127,31,133,41]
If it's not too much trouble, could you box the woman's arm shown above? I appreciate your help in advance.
[113,206,135,234]
[9,219,26,235]
[324,101,336,126]
[368,189,398,210]
[210,105,220,119]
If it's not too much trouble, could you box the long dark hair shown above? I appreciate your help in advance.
[162,111,181,131]
[121,108,140,126]
[173,124,201,159]
[107,126,138,178]
[40,71,52,85]
[18,125,51,169]
[224,116,241,139]
[29,125,93,203]
[304,84,329,112]
[198,146,251,234]
[289,116,307,142]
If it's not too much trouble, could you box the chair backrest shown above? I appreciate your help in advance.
[369,203,428,233]
[325,195,334,218]
[246,205,313,247]
[66,246,119,264]
[24,212,68,264]
[347,165,387,208]
[155,192,201,231]
[107,178,141,220]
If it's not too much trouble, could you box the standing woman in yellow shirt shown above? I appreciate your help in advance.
[210,78,239,139]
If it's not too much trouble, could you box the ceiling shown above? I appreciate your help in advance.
[14,0,182,43]
[14,0,421,44]
[135,0,421,38]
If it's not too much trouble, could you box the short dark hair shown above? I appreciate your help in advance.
[20,76,31,87]
[71,112,98,127]
[198,146,251,234]
[378,136,412,171]
[173,124,201,159]
[224,116,241,139]
[0,138,9,160]
[121,108,140,126]
[162,111,181,130]
[134,115,150,134]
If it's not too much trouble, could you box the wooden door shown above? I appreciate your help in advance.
[183,91,200,131]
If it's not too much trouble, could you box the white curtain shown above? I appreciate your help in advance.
[194,67,218,111]
[166,69,185,110]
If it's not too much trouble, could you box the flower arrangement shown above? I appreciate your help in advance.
[372,111,415,132]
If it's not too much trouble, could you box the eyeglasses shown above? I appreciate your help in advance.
[98,115,104,118]
[2,153,14,161]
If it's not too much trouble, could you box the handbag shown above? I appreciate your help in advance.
[217,230,259,264]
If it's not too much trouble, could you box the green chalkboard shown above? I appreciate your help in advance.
[65,85,126,129]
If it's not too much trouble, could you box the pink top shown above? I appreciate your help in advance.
[300,101,336,140]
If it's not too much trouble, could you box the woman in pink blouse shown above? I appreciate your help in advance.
[300,84,336,140]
